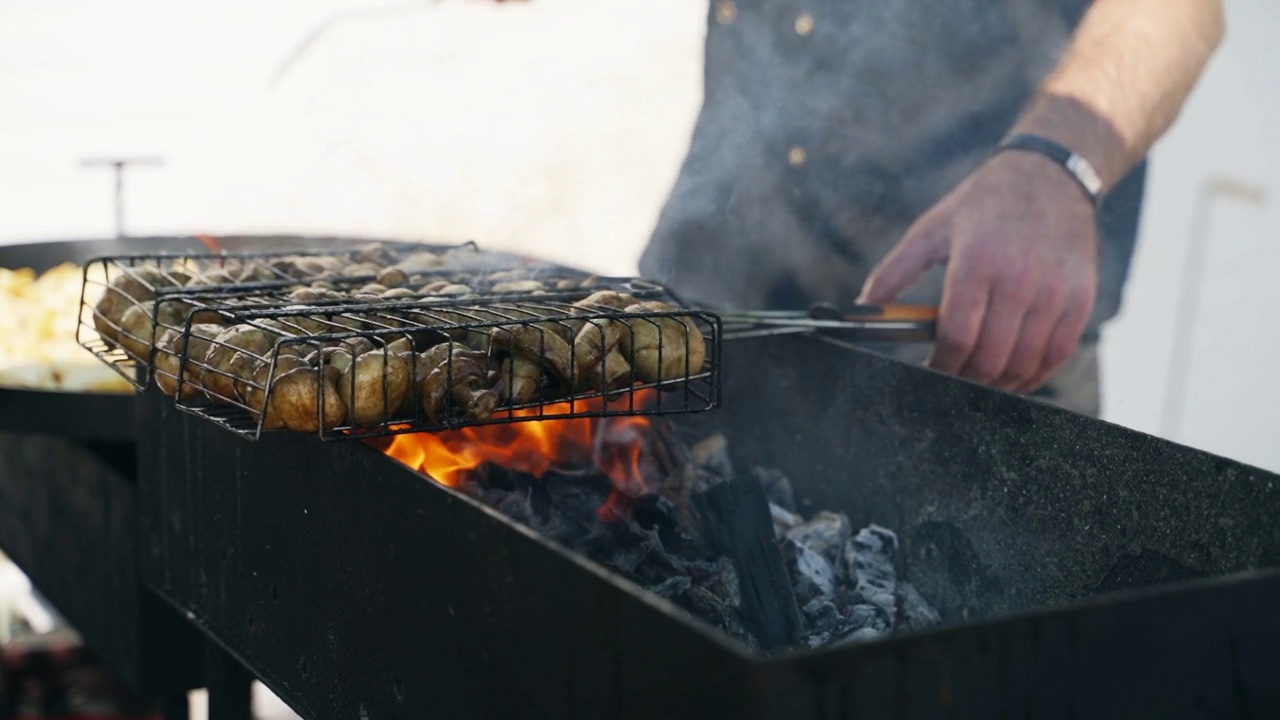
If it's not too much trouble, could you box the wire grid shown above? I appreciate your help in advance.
[166,293,721,441]
[73,241,602,389]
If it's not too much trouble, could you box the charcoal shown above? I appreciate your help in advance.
[647,575,692,599]
[784,540,837,602]
[448,425,942,654]
[631,494,681,534]
[769,502,803,538]
[802,598,839,626]
[895,582,942,630]
[690,433,735,482]
[786,511,852,563]
[693,473,804,649]
[845,525,899,619]
[753,467,797,512]
[604,537,655,574]
[697,559,742,615]
[492,488,535,526]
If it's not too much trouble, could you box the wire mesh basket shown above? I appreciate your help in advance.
[164,290,720,441]
[74,241,611,389]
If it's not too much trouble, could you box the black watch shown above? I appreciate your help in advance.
[995,133,1104,207]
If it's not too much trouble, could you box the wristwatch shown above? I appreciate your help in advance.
[995,133,1104,207]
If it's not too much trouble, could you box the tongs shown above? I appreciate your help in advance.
[719,302,938,342]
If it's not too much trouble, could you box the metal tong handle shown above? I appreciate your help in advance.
[722,303,938,342]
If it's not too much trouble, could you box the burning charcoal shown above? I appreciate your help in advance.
[647,576,692,600]
[631,494,680,534]
[895,582,942,631]
[752,467,797,512]
[784,541,837,602]
[844,525,899,621]
[690,434,735,481]
[785,511,852,564]
[492,488,535,526]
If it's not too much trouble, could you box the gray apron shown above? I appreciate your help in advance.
[640,0,1146,416]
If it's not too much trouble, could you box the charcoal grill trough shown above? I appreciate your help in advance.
[136,257,1280,720]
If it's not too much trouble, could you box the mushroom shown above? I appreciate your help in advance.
[571,319,635,392]
[421,355,497,424]
[572,318,623,377]
[490,279,544,294]
[201,325,279,403]
[341,262,382,278]
[240,351,311,429]
[115,304,156,361]
[352,242,397,267]
[153,323,223,399]
[619,302,706,383]
[488,325,573,384]
[250,364,348,433]
[381,287,417,300]
[436,284,473,296]
[496,355,541,405]
[92,265,165,346]
[329,346,411,426]
[376,266,410,288]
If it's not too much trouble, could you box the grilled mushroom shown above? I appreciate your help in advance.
[619,301,706,383]
[92,265,166,346]
[421,355,498,424]
[201,325,279,403]
[329,347,411,426]
[489,325,574,383]
[153,323,223,399]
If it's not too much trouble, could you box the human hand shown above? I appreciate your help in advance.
[857,151,1099,393]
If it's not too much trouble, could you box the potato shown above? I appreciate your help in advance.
[620,302,706,383]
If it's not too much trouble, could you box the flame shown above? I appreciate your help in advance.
[377,390,659,519]
[196,234,223,253]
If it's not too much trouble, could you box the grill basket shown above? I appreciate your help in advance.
[77,242,721,440]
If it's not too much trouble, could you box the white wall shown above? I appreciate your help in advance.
[1,0,1277,470]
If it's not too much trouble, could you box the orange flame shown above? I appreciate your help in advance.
[377,391,659,519]
[196,234,223,253]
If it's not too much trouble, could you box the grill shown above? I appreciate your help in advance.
[77,243,721,441]
[138,330,1280,719]
[6,236,1280,719]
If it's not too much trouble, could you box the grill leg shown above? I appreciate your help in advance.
[205,642,253,720]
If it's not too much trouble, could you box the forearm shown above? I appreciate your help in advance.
[1011,0,1225,191]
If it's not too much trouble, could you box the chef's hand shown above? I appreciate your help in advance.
[857,151,1098,393]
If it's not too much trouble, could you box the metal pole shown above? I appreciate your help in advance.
[78,156,165,239]
[1159,177,1266,440]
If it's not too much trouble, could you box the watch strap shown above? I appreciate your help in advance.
[995,133,1104,207]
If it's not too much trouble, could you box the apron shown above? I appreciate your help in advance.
[640,0,1146,348]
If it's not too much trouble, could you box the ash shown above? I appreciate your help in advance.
[456,428,939,651]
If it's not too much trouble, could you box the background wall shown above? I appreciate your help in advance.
[2,0,1277,470]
